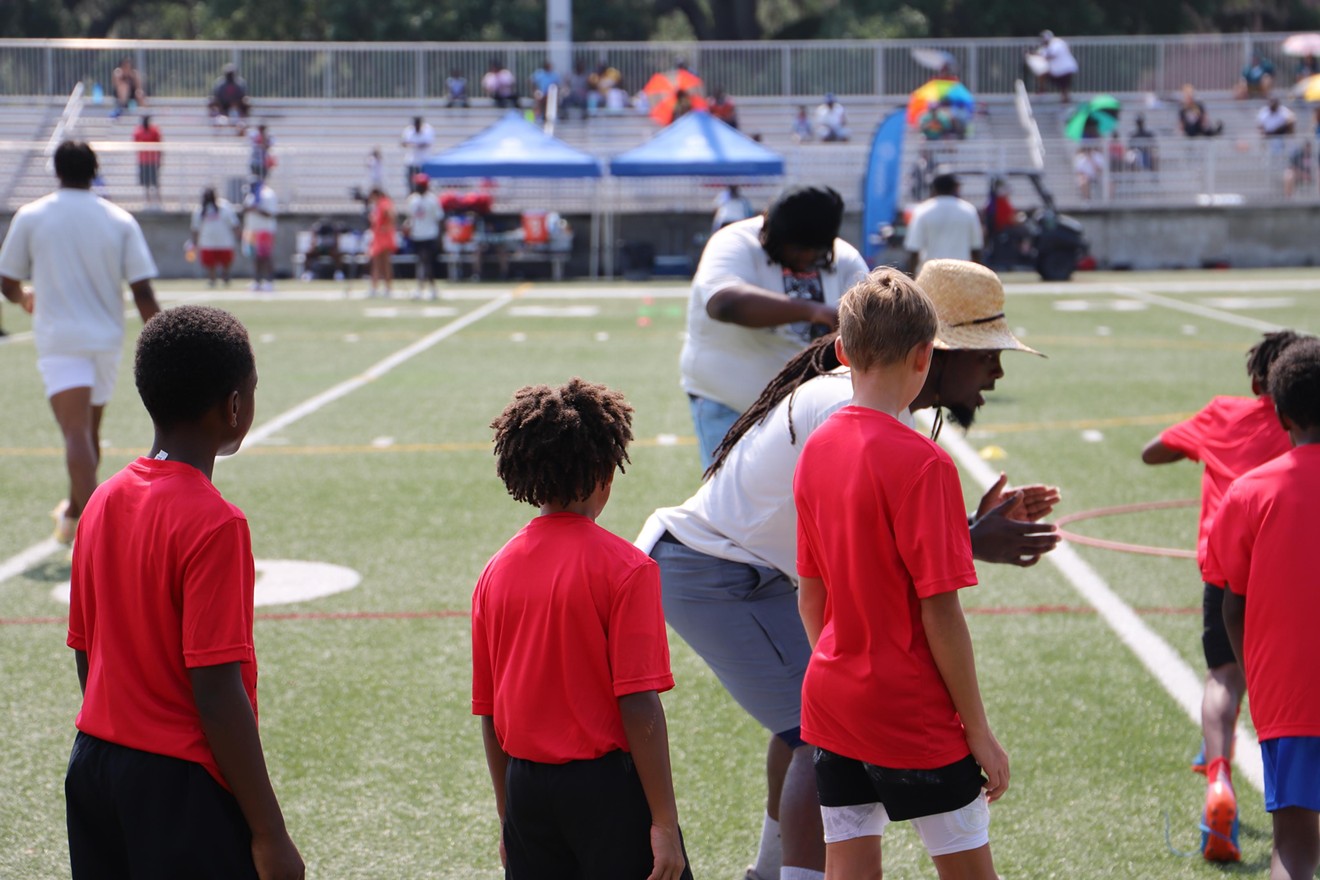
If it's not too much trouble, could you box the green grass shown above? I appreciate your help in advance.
[1,271,1316,878]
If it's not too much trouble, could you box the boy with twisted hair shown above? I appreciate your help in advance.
[472,378,693,880]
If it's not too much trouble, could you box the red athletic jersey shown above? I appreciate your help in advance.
[1160,396,1290,585]
[1208,446,1320,740]
[67,458,257,789]
[794,407,978,769]
[133,126,162,165]
[471,513,674,763]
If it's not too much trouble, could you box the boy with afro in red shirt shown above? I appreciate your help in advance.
[793,269,1009,879]
[1211,337,1320,880]
[65,305,303,880]
[1142,329,1304,862]
[472,378,692,880]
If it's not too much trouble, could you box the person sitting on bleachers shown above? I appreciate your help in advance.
[445,69,469,108]
[708,88,739,129]
[815,93,850,142]
[918,98,966,141]
[111,58,145,120]
[1128,113,1157,170]
[209,64,251,125]
[1178,85,1223,137]
[1258,97,1297,138]
[483,59,518,109]
[1237,54,1276,99]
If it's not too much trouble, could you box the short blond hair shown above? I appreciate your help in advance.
[838,268,938,371]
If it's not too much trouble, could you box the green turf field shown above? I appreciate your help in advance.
[2,270,1317,878]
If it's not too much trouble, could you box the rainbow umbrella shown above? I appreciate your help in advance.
[906,79,975,126]
[643,68,707,125]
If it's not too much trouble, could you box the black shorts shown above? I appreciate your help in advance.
[1202,582,1238,669]
[65,731,258,880]
[411,237,438,277]
[813,747,985,822]
[504,750,693,880]
[138,164,159,187]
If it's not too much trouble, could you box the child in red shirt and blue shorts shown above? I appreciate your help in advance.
[64,306,303,880]
[793,269,1010,880]
[1142,330,1303,862]
[1210,337,1320,880]
[472,378,693,880]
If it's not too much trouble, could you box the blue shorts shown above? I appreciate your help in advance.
[687,394,741,471]
[650,534,809,740]
[1262,736,1320,812]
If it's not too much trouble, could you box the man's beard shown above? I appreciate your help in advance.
[945,403,977,430]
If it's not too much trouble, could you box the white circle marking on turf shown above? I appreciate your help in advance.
[260,333,277,343]
[595,332,610,342]
[51,559,362,608]
[421,306,459,318]
[510,332,527,342]
[344,333,361,342]
[507,305,600,318]
[1053,299,1148,312]
[371,436,395,448]
[1181,325,1198,335]
[656,434,679,446]
[1095,326,1112,336]
[364,307,401,318]
[1081,429,1104,443]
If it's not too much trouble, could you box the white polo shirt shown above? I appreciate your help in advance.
[0,189,157,357]
[905,195,984,268]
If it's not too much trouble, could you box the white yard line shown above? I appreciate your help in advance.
[918,412,1265,793]
[1112,285,1283,333]
[0,294,513,585]
[1004,277,1320,296]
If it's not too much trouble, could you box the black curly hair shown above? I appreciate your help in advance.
[134,306,255,429]
[759,185,844,270]
[1246,330,1306,392]
[491,378,634,507]
[705,332,843,480]
[1269,337,1320,430]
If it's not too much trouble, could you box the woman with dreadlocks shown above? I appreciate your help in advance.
[638,261,1062,880]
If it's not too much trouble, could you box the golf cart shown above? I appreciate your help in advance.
[886,167,1089,281]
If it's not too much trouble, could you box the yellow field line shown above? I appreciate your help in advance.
[0,435,695,457]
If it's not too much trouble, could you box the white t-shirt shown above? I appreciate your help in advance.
[681,216,869,413]
[1257,105,1296,134]
[242,186,278,235]
[640,371,916,578]
[191,201,240,250]
[1043,37,1079,77]
[401,123,435,166]
[815,102,848,134]
[904,195,984,267]
[406,191,442,241]
[0,189,157,357]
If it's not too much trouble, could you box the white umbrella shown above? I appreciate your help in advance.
[911,48,958,73]
[1282,33,1320,56]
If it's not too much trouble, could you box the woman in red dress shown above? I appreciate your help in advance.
[368,188,397,297]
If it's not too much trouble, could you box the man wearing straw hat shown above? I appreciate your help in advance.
[641,259,1059,880]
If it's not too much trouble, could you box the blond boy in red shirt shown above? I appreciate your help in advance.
[794,269,1009,879]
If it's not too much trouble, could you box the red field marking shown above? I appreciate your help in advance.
[1055,498,1198,559]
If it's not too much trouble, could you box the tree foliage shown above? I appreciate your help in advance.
[2,0,1318,41]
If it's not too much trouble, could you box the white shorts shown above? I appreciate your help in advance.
[821,791,991,857]
[37,352,120,406]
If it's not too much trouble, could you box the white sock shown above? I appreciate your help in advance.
[781,868,825,880]
[753,813,781,879]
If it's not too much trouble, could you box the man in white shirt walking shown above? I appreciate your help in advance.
[904,173,984,276]
[0,141,160,543]
[404,173,443,300]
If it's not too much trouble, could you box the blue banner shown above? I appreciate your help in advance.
[861,109,906,266]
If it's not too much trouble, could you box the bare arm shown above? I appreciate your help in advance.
[130,279,160,324]
[190,663,304,880]
[706,284,837,329]
[798,575,827,649]
[921,591,1010,802]
[480,716,509,867]
[75,649,88,694]
[618,691,686,880]
[2,276,33,313]
[1222,588,1247,671]
[1141,437,1185,465]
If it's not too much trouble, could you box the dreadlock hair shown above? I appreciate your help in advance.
[1246,329,1306,393]
[704,332,844,480]
[1269,337,1320,430]
[491,378,634,507]
[135,305,255,429]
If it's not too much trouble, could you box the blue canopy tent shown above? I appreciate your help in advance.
[606,111,784,275]
[420,113,604,275]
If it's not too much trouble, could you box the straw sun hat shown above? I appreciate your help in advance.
[914,259,1042,356]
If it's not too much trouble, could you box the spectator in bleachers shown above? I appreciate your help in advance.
[405,174,442,300]
[1074,145,1104,200]
[563,60,591,119]
[1296,55,1319,83]
[1237,54,1276,99]
[918,98,967,141]
[1128,113,1157,170]
[133,116,163,208]
[401,116,435,186]
[1178,85,1224,137]
[1285,140,1313,198]
[209,64,251,126]
[814,93,850,142]
[708,88,739,129]
[1258,97,1297,138]
[366,188,397,298]
[711,185,754,232]
[365,147,385,194]
[530,60,562,123]
[241,179,278,292]
[671,89,695,123]
[791,105,813,142]
[483,59,518,109]
[111,58,145,120]
[247,123,274,182]
[445,69,470,109]
[190,187,240,288]
[1033,30,1079,103]
[589,62,622,115]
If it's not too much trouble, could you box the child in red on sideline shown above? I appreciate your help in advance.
[65,306,303,880]
[1142,330,1304,862]
[1209,337,1320,880]
[472,379,692,880]
[793,269,1009,880]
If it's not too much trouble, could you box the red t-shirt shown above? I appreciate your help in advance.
[1160,396,1290,584]
[1207,446,1320,740]
[794,407,978,769]
[133,125,162,166]
[471,513,674,763]
[67,458,257,788]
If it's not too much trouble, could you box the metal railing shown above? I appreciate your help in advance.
[0,33,1307,103]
